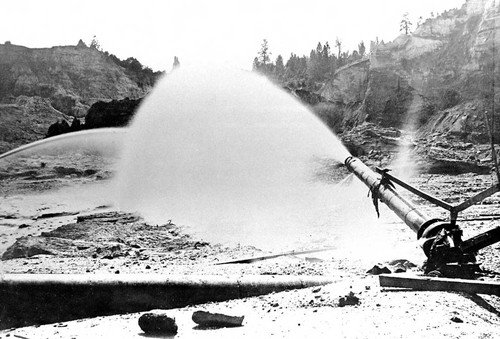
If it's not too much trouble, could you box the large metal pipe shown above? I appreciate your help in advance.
[344,156,430,233]
[0,273,334,329]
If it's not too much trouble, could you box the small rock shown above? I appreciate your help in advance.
[451,316,463,323]
[367,265,391,275]
[36,211,79,220]
[388,259,417,269]
[138,313,178,335]
[83,169,98,176]
[312,287,322,293]
[427,270,443,277]
[338,292,360,307]
[192,310,244,328]
[393,264,406,273]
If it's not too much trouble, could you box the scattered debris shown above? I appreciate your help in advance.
[388,259,417,269]
[138,313,178,335]
[367,260,418,275]
[338,292,360,307]
[305,257,324,263]
[52,167,83,177]
[192,311,244,328]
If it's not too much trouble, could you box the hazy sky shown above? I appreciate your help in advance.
[3,0,465,71]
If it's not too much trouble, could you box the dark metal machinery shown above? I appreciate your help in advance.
[344,156,500,277]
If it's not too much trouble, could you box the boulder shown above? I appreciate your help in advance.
[84,97,142,128]
[138,313,178,335]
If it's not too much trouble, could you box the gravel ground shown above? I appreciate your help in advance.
[1,155,499,338]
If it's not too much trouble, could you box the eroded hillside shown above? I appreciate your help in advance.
[320,0,499,143]
[0,41,161,152]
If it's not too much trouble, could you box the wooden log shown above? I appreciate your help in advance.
[379,274,500,296]
[192,311,244,328]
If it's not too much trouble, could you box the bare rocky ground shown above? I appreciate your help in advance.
[1,153,499,338]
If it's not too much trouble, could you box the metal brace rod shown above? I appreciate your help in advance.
[461,226,500,253]
[452,184,500,214]
[375,167,454,210]
[375,167,500,226]
[483,110,500,184]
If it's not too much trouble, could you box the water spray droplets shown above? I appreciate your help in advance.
[116,67,351,250]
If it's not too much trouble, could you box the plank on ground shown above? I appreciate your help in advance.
[379,274,500,296]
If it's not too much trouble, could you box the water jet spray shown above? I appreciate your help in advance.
[344,156,500,277]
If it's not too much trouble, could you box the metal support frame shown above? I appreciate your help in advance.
[374,167,500,254]
[375,168,500,223]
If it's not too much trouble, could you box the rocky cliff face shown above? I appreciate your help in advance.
[320,0,499,142]
[0,42,154,117]
[0,41,161,153]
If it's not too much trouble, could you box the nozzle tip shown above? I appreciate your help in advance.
[344,156,355,167]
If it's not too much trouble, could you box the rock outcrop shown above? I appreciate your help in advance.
[84,97,142,129]
[44,97,142,138]
[319,58,369,106]
[320,0,499,140]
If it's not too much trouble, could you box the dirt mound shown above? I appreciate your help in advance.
[1,212,205,260]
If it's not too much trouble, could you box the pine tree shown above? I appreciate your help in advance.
[358,41,366,57]
[254,39,272,75]
[90,35,101,50]
[258,39,271,66]
[274,55,285,80]
[172,56,180,69]
[400,12,413,35]
[335,37,343,66]
[252,57,260,71]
